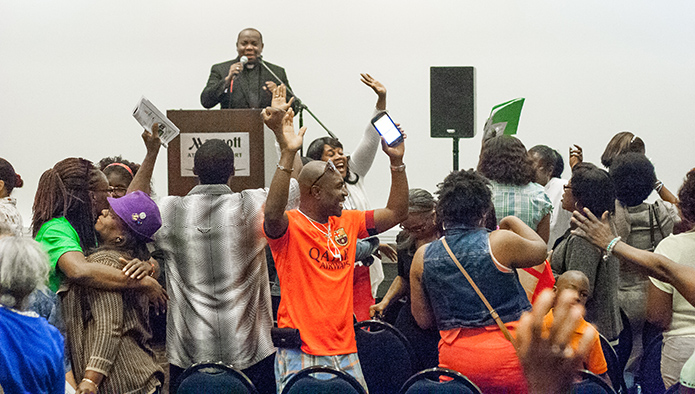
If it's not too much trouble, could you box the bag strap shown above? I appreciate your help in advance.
[441,237,517,348]
[652,203,666,239]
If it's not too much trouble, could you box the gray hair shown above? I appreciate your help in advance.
[409,188,436,213]
[0,237,49,310]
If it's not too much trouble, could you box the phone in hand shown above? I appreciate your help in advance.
[371,111,403,147]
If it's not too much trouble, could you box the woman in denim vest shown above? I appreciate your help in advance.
[410,170,547,394]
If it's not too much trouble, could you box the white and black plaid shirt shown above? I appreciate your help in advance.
[155,182,299,370]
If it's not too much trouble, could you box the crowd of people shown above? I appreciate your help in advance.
[3,26,695,394]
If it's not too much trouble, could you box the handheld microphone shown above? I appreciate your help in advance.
[233,56,249,81]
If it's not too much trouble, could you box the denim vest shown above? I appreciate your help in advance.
[422,226,531,330]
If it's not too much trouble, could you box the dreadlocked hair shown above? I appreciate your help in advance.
[32,158,99,251]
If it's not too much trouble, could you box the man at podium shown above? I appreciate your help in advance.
[200,28,295,110]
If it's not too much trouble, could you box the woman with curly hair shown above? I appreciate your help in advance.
[0,158,24,236]
[410,169,547,393]
[98,156,141,198]
[646,169,695,388]
[478,135,552,243]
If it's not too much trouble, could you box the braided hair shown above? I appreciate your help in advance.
[32,158,101,251]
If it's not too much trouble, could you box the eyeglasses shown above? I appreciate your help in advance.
[563,185,572,190]
[311,160,339,188]
[399,222,429,233]
[106,186,128,197]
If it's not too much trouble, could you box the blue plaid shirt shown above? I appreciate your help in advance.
[490,181,553,230]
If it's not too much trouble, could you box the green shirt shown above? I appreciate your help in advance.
[35,217,83,292]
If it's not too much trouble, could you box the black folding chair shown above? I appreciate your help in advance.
[600,333,629,394]
[572,370,617,394]
[400,367,482,394]
[177,361,258,394]
[354,319,415,394]
[281,365,367,394]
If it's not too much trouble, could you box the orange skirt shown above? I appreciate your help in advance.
[439,322,528,394]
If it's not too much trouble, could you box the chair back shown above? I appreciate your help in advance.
[599,333,628,394]
[572,370,617,394]
[281,365,368,394]
[177,361,258,394]
[399,367,482,394]
[664,383,682,394]
[354,319,415,394]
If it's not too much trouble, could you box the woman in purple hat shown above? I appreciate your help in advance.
[65,191,165,394]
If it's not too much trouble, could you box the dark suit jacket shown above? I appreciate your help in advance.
[200,57,296,110]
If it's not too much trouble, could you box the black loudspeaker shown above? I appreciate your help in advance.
[430,66,476,138]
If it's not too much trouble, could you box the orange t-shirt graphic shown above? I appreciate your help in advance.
[266,209,376,355]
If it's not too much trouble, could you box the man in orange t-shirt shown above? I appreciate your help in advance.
[543,271,609,381]
[262,106,408,392]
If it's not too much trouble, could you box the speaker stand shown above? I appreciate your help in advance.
[452,137,459,171]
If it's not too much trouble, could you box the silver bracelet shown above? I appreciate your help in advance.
[654,180,664,193]
[390,163,406,172]
[276,164,293,174]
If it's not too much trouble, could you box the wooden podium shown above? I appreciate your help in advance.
[166,109,265,196]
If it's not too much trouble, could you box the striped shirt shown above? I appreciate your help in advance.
[155,182,299,370]
[63,250,163,393]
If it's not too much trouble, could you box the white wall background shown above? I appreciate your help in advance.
[2,0,694,226]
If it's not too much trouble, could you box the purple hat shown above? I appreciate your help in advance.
[107,190,161,242]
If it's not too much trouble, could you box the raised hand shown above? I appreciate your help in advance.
[272,108,306,153]
[262,107,286,133]
[516,289,596,394]
[270,83,295,111]
[142,122,162,154]
[361,73,387,110]
[381,132,406,163]
[361,73,387,97]
[569,144,583,169]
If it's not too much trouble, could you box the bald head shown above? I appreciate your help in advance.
[555,270,591,306]
[298,160,329,190]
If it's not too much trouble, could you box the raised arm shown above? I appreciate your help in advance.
[127,123,161,195]
[348,74,388,178]
[572,208,695,306]
[489,216,547,269]
[263,108,306,239]
[372,139,409,234]
[569,144,583,170]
